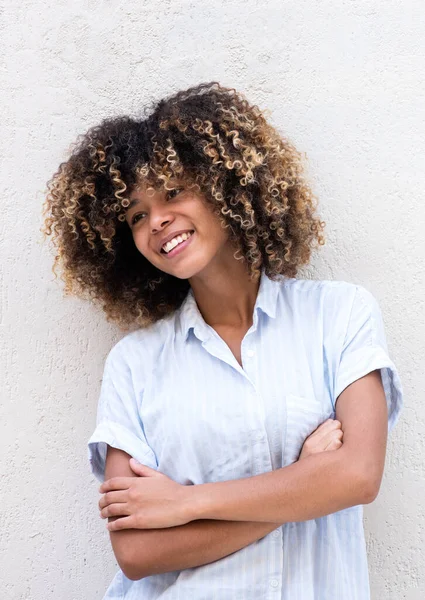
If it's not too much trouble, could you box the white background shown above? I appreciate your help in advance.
[1,1,423,598]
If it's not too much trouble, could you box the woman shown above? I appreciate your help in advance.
[42,82,403,599]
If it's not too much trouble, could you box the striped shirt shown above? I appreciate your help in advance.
[88,269,403,599]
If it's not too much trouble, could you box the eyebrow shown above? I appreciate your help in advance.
[125,181,185,213]
[125,198,141,212]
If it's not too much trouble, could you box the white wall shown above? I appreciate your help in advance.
[2,1,423,598]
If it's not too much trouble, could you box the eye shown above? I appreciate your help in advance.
[167,188,183,200]
[131,212,146,225]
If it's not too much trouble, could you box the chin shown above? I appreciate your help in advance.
[157,257,213,281]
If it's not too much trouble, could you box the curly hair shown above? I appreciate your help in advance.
[41,81,326,330]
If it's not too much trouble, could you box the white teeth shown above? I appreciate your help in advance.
[162,231,192,253]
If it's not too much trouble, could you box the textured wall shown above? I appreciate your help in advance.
[1,1,424,598]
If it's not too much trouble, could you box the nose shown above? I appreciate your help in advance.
[149,205,173,233]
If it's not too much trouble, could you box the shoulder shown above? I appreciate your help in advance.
[280,277,379,324]
[105,313,176,371]
[280,276,359,306]
[280,276,355,293]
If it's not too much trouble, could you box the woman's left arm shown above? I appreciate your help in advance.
[189,369,388,523]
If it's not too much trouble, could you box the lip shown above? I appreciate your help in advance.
[161,231,195,259]
[158,229,194,254]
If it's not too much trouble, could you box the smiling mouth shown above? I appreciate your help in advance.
[160,230,195,254]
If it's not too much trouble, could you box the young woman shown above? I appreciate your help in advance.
[42,82,403,599]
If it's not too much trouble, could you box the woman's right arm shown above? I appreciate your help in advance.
[104,446,281,580]
[104,419,343,581]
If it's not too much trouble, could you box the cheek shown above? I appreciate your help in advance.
[210,216,231,246]
[133,233,152,258]
[198,205,227,236]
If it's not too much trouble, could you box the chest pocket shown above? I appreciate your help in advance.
[283,394,330,466]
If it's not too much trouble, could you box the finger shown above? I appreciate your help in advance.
[98,490,128,510]
[99,477,133,494]
[101,503,131,519]
[320,428,343,449]
[324,438,343,451]
[129,459,160,477]
[313,419,342,439]
[323,419,342,430]
[317,419,341,432]
[107,516,135,532]
[128,459,147,476]
[328,428,343,441]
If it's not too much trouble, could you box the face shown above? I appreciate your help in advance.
[125,180,234,279]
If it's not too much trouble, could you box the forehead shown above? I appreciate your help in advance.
[125,179,184,214]
[130,175,184,195]
[128,174,198,200]
[129,181,159,199]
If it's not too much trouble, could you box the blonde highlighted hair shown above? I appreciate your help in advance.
[41,82,326,330]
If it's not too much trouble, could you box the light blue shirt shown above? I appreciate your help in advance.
[88,270,403,600]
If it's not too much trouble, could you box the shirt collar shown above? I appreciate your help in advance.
[178,268,281,342]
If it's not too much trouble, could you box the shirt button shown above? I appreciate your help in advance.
[246,349,255,357]
[270,579,279,588]
[272,530,280,538]
[256,433,263,441]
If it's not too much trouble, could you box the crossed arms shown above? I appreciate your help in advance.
[101,370,388,580]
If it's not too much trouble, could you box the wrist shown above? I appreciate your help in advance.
[183,482,214,521]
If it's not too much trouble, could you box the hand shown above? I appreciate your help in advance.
[298,418,343,460]
[98,459,192,531]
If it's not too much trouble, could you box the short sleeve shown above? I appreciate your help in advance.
[87,345,158,482]
[333,284,403,433]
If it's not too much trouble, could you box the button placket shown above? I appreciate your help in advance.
[241,325,257,377]
[248,385,274,474]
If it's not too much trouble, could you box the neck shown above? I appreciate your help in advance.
[188,260,262,329]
